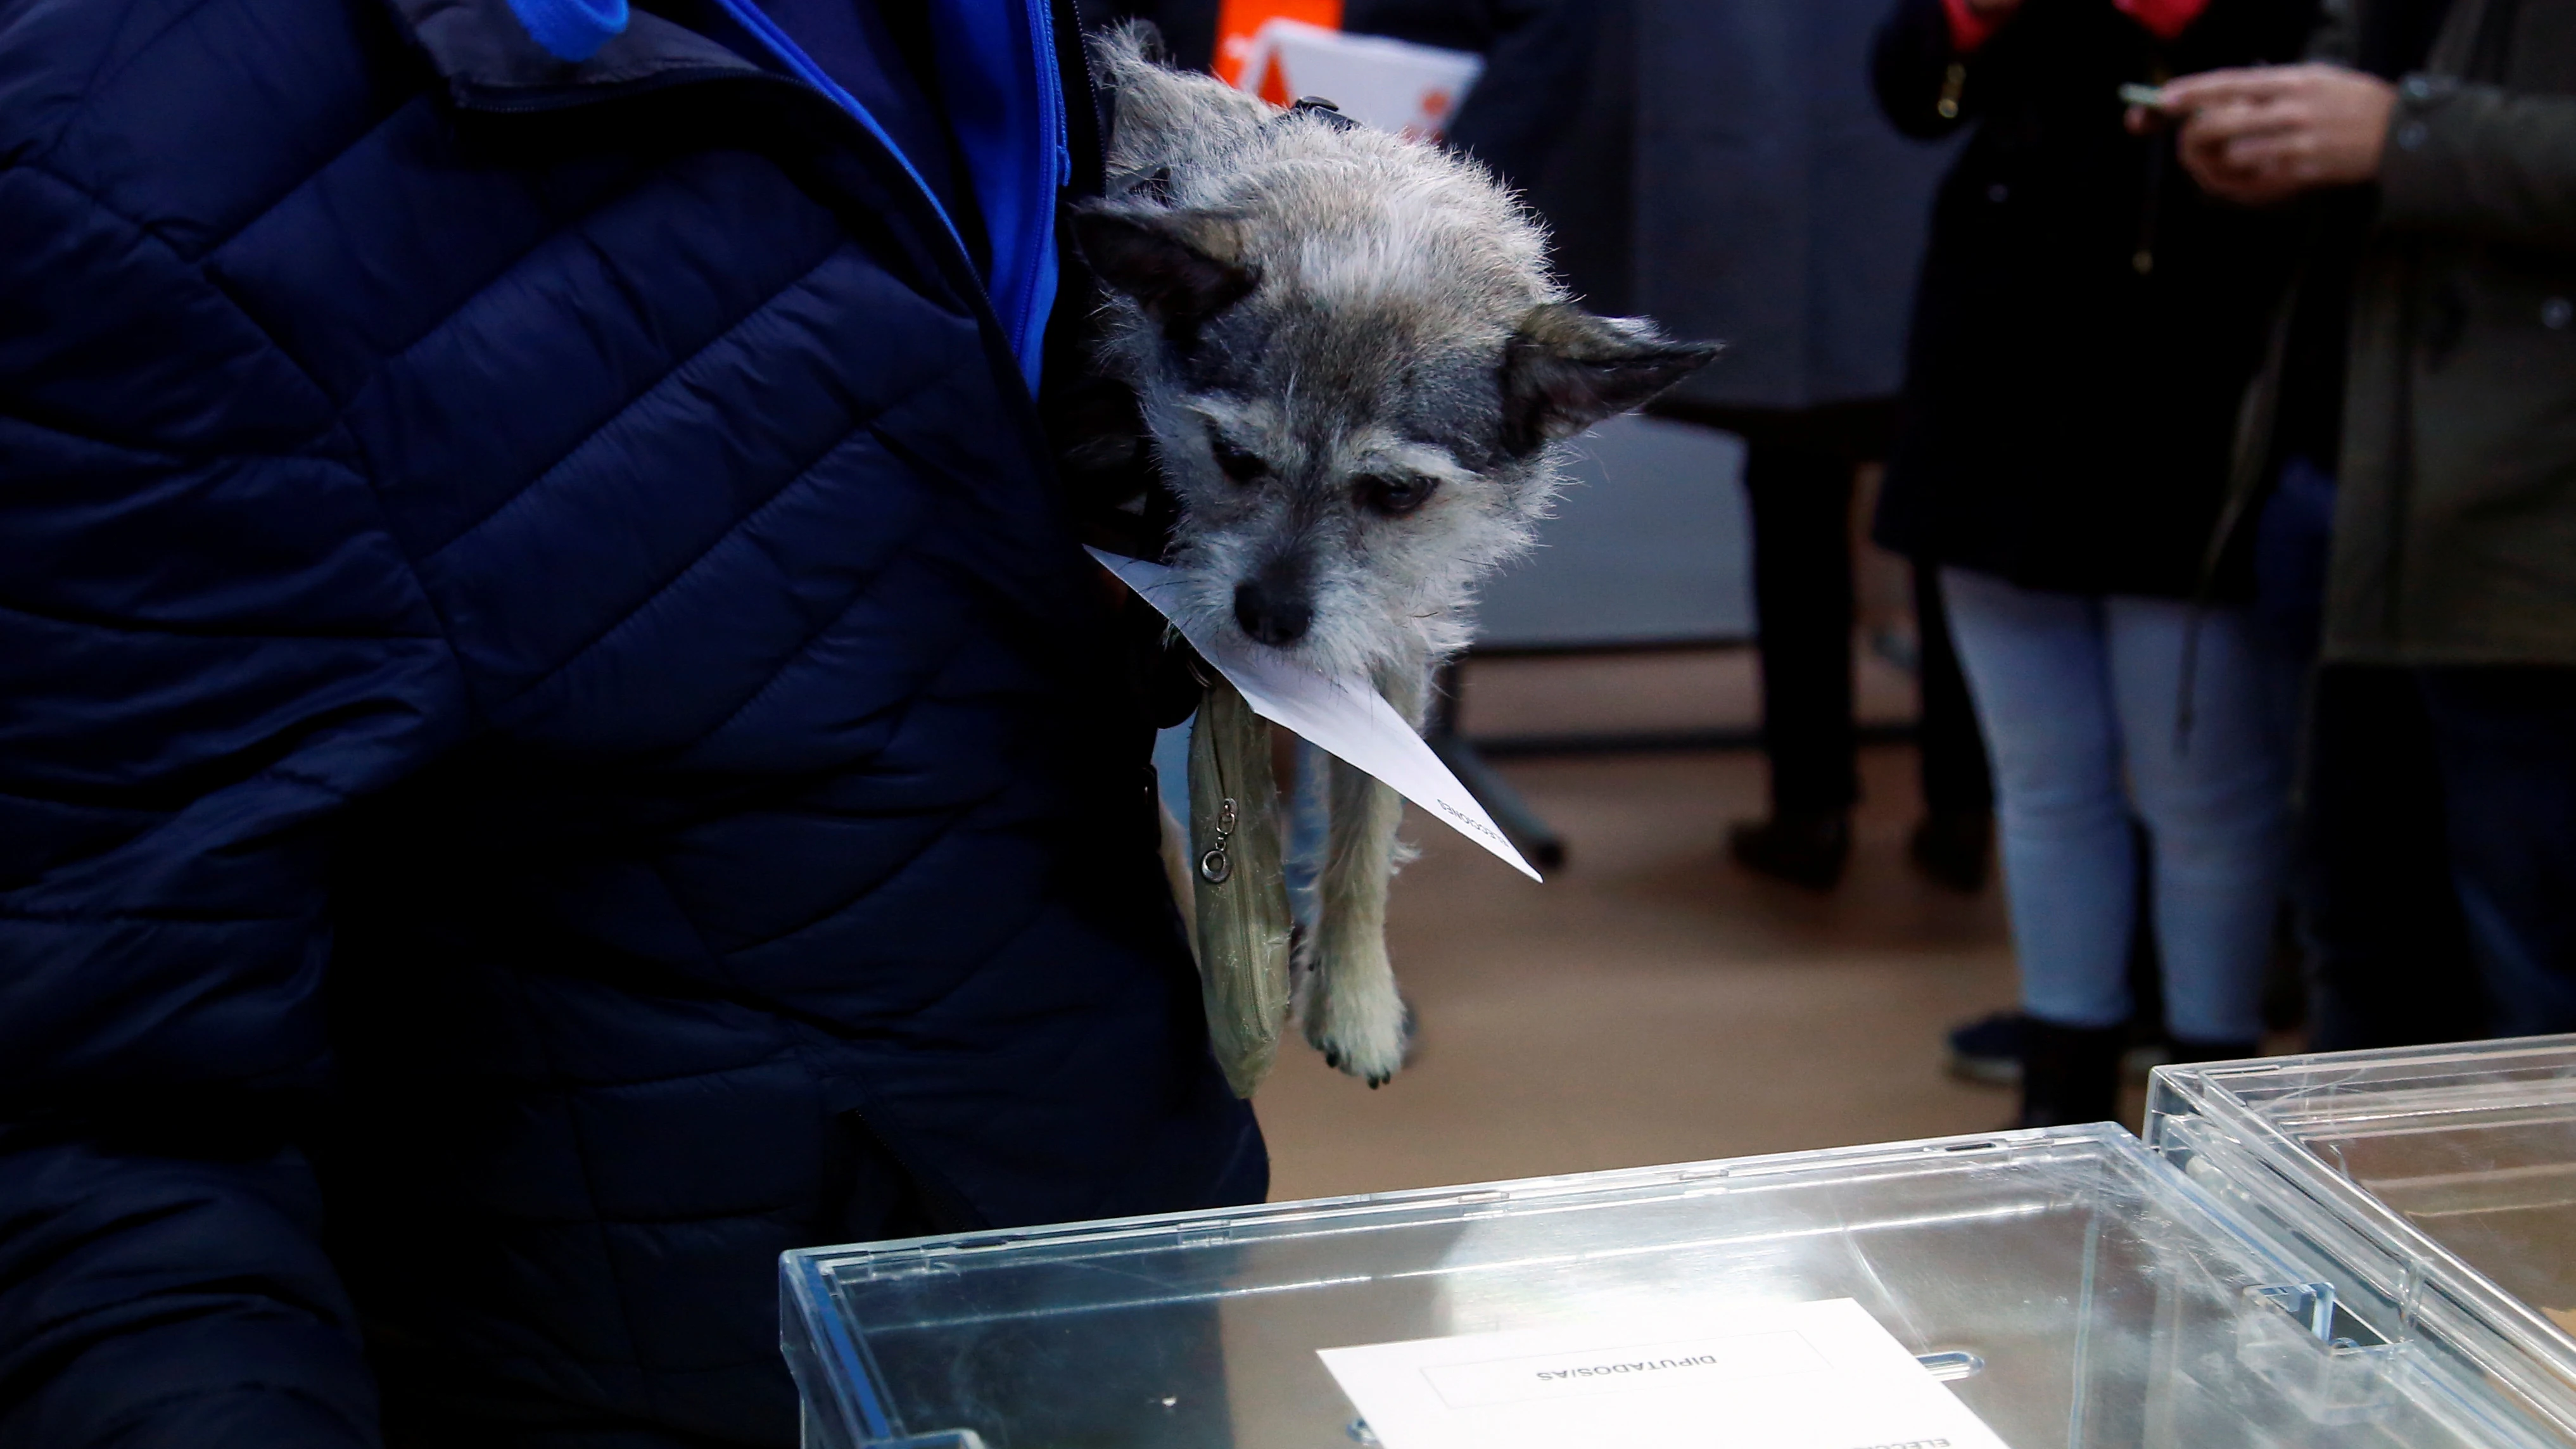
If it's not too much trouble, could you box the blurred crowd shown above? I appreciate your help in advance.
[1115,0,2576,1127]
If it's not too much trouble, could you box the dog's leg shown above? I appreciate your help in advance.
[1300,666,1429,1085]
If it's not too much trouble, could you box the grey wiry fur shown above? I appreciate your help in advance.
[1082,27,1715,1084]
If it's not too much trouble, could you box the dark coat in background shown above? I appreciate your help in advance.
[0,2,1261,1446]
[1870,0,2317,599]
[1452,0,1952,412]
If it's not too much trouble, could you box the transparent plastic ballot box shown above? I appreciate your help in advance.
[780,1123,2561,1449]
[2150,1036,2576,1443]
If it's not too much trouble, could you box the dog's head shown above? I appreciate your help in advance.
[1077,31,1716,682]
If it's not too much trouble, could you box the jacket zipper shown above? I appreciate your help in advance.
[2132,141,2166,276]
[2131,63,2173,276]
[2385,248,2421,644]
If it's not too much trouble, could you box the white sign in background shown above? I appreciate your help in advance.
[1234,19,1486,140]
[1317,1298,2009,1449]
[1089,548,1540,882]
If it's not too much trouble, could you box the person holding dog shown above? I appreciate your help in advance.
[1871,0,2321,1125]
[2162,0,2576,1039]
[0,1,1262,1446]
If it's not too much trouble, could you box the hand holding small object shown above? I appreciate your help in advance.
[2150,63,2399,205]
[2119,82,2174,134]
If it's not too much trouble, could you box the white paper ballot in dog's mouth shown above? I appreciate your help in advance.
[1316,1298,2009,1449]
[1088,548,1540,882]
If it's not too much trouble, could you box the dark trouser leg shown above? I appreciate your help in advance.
[1742,438,1858,816]
[2415,666,2576,1038]
[2298,666,2483,1049]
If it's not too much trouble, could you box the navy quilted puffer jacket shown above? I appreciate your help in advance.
[0,1,1265,1445]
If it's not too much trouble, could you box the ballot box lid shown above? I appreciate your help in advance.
[2153,1035,2576,1445]
[784,1123,2565,1448]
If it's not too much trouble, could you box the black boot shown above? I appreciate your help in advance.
[2017,1018,2126,1129]
[1729,811,1851,890]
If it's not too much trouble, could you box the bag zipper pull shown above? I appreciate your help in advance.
[1200,797,1238,884]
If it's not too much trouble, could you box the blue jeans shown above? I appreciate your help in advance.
[1942,569,2291,1042]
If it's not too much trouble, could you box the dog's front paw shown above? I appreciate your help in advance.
[1300,953,1414,1087]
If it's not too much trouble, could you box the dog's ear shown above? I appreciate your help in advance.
[1499,304,1720,455]
[1072,206,1261,340]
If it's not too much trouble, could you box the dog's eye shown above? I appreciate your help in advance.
[1357,474,1438,517]
[1210,436,1269,484]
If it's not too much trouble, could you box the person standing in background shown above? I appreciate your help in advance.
[2166,0,2576,1037]
[2136,2,2485,1054]
[1452,0,1998,894]
[1873,0,2318,1125]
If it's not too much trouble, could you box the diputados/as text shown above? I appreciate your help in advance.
[1532,1354,1721,1382]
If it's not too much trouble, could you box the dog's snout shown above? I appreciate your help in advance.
[1233,576,1312,647]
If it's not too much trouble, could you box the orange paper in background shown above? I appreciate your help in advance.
[1214,0,1342,86]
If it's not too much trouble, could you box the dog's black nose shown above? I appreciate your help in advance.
[1233,578,1312,646]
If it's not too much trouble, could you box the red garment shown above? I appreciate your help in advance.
[1941,0,2214,53]
[2116,0,2214,39]
[1940,0,2004,52]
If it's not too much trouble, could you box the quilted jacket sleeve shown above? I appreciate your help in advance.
[0,149,469,1446]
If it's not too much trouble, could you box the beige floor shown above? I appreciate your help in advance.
[1252,650,2027,1202]
[1449,639,1923,740]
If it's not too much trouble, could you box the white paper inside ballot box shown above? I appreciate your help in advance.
[1316,1298,2009,1449]
[1086,548,1539,881]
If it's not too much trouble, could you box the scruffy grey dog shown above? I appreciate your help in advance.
[1077,27,1715,1085]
